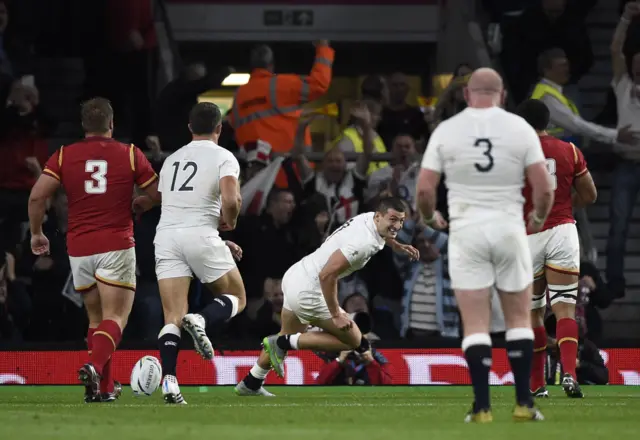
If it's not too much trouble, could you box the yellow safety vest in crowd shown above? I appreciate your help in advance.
[530,82,580,138]
[336,127,388,176]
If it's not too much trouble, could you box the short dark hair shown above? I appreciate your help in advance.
[250,45,274,70]
[189,102,222,135]
[376,197,406,214]
[81,97,113,134]
[266,187,292,206]
[537,47,566,75]
[516,99,550,131]
[361,75,386,101]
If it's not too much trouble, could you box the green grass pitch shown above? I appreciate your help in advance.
[1,386,639,440]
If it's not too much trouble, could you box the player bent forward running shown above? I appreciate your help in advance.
[517,99,597,398]
[235,198,419,396]
[28,97,160,403]
[134,102,245,404]
[417,68,554,422]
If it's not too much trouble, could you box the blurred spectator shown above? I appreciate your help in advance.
[103,0,157,147]
[0,80,55,252]
[334,99,388,175]
[577,260,609,343]
[315,345,392,385]
[240,140,273,183]
[252,277,283,337]
[432,64,472,127]
[0,0,12,78]
[512,0,597,103]
[360,74,389,105]
[231,188,299,305]
[230,41,334,188]
[19,192,73,341]
[150,62,232,152]
[400,224,459,339]
[377,72,430,150]
[530,48,633,148]
[292,107,373,232]
[365,134,417,203]
[606,2,640,299]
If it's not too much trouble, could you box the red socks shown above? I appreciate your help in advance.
[556,318,578,379]
[531,326,547,391]
[87,328,96,357]
[90,320,122,377]
[100,360,114,394]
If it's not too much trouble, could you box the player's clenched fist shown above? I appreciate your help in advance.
[31,233,50,255]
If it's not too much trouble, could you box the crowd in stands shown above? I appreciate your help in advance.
[0,0,635,353]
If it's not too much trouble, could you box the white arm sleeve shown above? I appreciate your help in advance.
[220,154,241,179]
[421,125,444,172]
[338,234,368,266]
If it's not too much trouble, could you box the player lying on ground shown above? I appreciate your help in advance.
[517,99,597,399]
[235,197,419,396]
[28,97,160,403]
[133,102,245,404]
[417,69,553,423]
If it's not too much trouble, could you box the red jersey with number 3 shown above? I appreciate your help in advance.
[523,135,588,234]
[42,136,157,257]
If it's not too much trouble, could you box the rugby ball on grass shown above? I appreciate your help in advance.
[130,355,162,396]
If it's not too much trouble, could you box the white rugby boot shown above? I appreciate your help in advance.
[234,380,275,397]
[182,313,214,360]
[162,375,187,404]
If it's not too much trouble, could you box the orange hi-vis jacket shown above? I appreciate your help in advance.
[230,45,335,155]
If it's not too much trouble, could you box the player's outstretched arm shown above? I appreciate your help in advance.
[384,238,420,261]
[28,174,60,254]
[220,176,242,230]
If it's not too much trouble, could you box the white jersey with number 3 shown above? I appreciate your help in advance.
[299,212,385,283]
[421,107,545,228]
[156,140,240,232]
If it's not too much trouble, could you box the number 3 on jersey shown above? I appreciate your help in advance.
[474,138,494,172]
[85,160,107,194]
[546,158,557,190]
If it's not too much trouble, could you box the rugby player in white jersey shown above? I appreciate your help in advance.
[235,197,419,396]
[134,102,245,404]
[416,68,554,423]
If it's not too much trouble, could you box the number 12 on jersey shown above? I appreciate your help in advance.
[170,161,198,192]
[546,158,557,190]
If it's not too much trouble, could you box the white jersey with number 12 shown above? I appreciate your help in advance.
[156,140,240,232]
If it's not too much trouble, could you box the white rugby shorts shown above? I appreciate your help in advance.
[69,248,137,292]
[281,263,333,325]
[154,228,235,283]
[449,220,532,292]
[528,223,580,309]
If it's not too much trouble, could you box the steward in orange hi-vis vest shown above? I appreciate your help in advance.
[229,42,334,187]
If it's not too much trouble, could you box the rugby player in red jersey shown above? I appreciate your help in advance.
[27,98,160,402]
[517,99,597,398]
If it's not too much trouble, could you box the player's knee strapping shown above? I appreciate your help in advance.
[548,283,578,306]
[462,333,492,411]
[158,323,181,377]
[200,294,240,327]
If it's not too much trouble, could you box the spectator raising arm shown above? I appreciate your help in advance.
[612,2,640,83]
[277,41,335,108]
